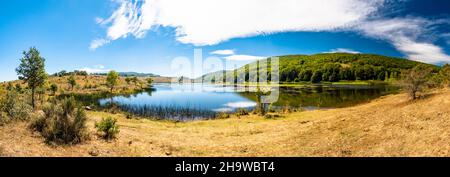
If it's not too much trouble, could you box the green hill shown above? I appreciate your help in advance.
[200,53,438,83]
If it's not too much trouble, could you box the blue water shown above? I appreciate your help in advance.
[100,83,257,112]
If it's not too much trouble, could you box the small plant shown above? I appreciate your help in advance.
[95,116,119,140]
[216,112,230,119]
[235,108,249,116]
[50,83,58,95]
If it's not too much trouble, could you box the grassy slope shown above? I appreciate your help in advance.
[1,89,449,157]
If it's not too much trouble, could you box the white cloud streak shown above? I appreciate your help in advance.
[223,55,266,61]
[79,65,110,73]
[325,48,361,54]
[93,0,450,64]
[210,49,235,55]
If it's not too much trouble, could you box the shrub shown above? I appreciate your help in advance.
[1,91,32,121]
[30,97,88,145]
[216,112,230,119]
[235,108,249,116]
[95,117,119,140]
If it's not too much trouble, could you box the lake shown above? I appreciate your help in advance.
[98,83,399,120]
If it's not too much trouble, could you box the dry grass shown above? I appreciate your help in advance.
[1,75,173,95]
[0,89,449,157]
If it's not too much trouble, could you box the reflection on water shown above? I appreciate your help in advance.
[98,83,398,120]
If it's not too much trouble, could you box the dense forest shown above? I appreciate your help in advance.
[201,53,438,83]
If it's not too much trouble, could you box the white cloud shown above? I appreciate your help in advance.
[89,39,110,51]
[210,49,235,55]
[79,65,110,73]
[355,18,450,63]
[224,101,256,108]
[223,55,266,61]
[96,0,383,45]
[94,0,450,64]
[325,48,361,54]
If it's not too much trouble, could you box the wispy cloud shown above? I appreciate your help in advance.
[355,18,450,63]
[94,0,450,64]
[325,48,361,54]
[210,49,235,55]
[223,55,266,61]
[89,39,110,51]
[95,0,382,45]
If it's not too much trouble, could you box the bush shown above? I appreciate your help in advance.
[235,108,249,116]
[1,91,32,121]
[30,97,88,145]
[216,112,230,119]
[95,117,119,140]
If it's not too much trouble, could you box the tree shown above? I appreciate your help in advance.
[106,70,119,93]
[68,74,77,90]
[146,78,153,87]
[125,77,132,85]
[401,64,433,100]
[50,83,58,95]
[16,47,47,109]
[311,70,323,83]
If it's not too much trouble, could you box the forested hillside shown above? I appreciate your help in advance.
[201,53,438,83]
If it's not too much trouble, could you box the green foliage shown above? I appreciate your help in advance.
[235,108,249,116]
[1,91,32,121]
[95,117,119,140]
[201,53,433,83]
[216,112,230,119]
[106,70,119,92]
[68,75,77,90]
[30,97,88,145]
[440,64,450,87]
[50,83,58,95]
[16,47,47,109]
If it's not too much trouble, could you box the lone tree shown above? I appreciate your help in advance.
[402,64,433,100]
[146,78,153,88]
[68,74,77,90]
[106,70,119,93]
[16,47,47,109]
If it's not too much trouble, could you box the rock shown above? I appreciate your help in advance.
[88,150,99,157]
[165,151,172,156]
[85,106,92,111]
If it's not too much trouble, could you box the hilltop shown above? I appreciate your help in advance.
[200,53,438,83]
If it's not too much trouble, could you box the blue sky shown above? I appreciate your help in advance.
[0,0,449,82]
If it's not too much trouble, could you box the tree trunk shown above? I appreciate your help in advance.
[31,88,35,110]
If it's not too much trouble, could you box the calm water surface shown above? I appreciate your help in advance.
[99,83,399,117]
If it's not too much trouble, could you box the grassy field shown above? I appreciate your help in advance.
[0,88,449,157]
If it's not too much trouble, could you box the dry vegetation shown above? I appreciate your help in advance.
[0,89,449,157]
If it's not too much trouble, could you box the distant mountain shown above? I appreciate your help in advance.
[92,72,160,77]
[199,53,438,83]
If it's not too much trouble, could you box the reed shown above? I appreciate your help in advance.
[110,103,218,121]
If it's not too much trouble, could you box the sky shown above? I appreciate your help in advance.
[0,0,449,82]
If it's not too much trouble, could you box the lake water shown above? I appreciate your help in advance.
[99,83,398,120]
